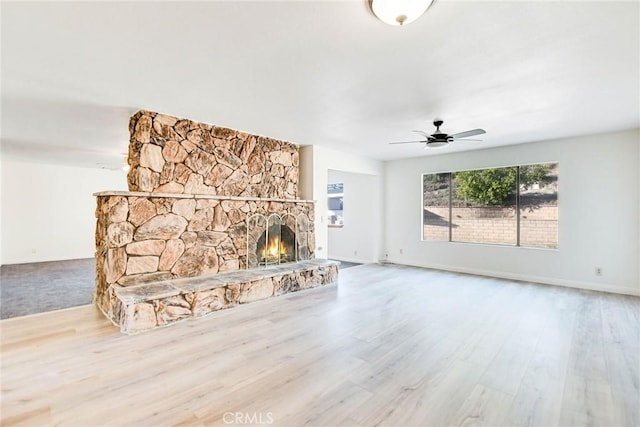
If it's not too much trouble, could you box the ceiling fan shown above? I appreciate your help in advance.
[390,119,486,148]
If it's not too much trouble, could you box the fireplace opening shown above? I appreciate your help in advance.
[256,225,296,265]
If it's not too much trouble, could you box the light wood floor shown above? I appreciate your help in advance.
[1,264,638,426]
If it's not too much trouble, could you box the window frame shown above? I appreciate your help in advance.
[327,182,344,228]
[421,162,558,249]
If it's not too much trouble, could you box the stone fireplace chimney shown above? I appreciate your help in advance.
[94,111,337,333]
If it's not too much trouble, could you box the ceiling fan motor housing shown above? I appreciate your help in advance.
[430,132,449,140]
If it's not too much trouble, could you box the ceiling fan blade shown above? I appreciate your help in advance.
[452,138,483,142]
[389,140,425,144]
[449,129,486,139]
[412,130,431,138]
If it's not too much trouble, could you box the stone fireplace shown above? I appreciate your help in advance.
[94,110,338,333]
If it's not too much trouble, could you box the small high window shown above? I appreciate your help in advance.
[327,182,344,227]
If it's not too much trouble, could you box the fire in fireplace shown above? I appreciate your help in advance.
[257,225,295,265]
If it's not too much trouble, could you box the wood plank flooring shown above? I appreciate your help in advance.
[1,264,638,426]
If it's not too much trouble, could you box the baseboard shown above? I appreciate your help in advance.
[1,256,94,267]
[329,256,371,264]
[385,259,640,297]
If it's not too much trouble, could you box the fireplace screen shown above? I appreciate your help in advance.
[247,213,310,268]
[257,224,295,264]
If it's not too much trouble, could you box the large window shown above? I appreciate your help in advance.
[422,163,558,248]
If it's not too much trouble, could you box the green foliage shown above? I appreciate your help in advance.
[423,173,448,186]
[455,168,516,206]
[454,165,551,206]
[519,164,548,189]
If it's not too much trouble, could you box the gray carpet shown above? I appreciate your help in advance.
[0,258,95,319]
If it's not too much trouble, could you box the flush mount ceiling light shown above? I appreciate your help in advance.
[369,0,435,26]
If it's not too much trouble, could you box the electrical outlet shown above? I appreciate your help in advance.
[399,249,403,254]
[595,267,602,276]
[354,250,358,256]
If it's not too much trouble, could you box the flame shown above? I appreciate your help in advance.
[260,235,288,261]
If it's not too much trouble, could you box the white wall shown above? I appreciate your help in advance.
[384,129,640,296]
[299,145,384,261]
[327,170,381,263]
[1,159,127,265]
[0,152,3,264]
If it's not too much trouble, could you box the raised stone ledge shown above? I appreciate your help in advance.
[93,191,314,204]
[104,259,339,334]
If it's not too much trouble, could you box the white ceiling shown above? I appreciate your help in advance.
[2,0,639,169]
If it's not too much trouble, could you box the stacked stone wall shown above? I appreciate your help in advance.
[94,111,327,332]
[127,110,299,199]
[95,192,314,316]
